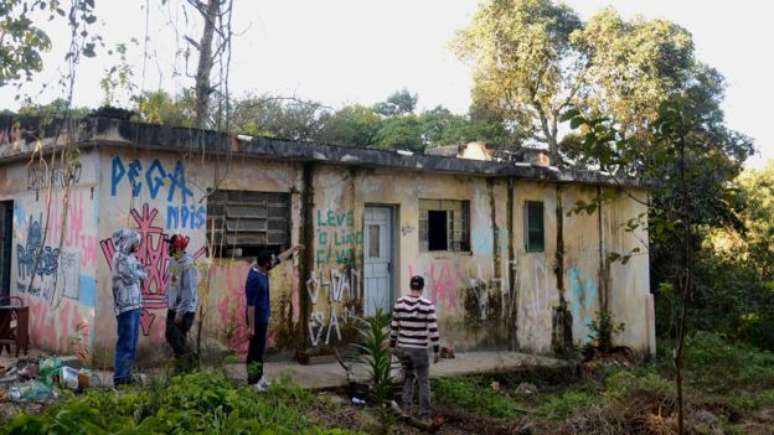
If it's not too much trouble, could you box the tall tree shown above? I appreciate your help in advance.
[373,88,417,117]
[455,0,698,164]
[0,0,97,89]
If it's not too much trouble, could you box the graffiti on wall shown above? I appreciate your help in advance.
[315,209,362,266]
[16,214,60,296]
[466,264,503,321]
[110,156,205,230]
[569,266,598,334]
[27,162,82,190]
[409,261,463,310]
[306,267,360,347]
[100,204,207,336]
[46,190,98,268]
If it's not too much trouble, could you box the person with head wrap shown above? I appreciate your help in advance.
[110,228,147,386]
[164,234,198,368]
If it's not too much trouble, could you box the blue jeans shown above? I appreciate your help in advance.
[114,309,140,385]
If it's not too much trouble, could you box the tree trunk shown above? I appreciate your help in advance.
[193,0,220,129]
[675,134,691,435]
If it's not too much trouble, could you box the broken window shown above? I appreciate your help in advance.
[524,201,544,253]
[207,190,290,258]
[419,199,470,252]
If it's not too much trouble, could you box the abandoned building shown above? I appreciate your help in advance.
[0,115,655,366]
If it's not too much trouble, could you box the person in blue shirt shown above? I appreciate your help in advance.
[245,244,303,391]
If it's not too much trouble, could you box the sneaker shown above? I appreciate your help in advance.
[253,382,267,393]
[258,376,271,388]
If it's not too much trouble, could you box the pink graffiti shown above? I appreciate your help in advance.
[22,295,86,354]
[45,190,98,267]
[100,203,207,336]
[214,263,252,359]
[409,262,461,310]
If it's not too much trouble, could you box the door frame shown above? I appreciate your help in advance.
[362,203,398,315]
[0,200,12,301]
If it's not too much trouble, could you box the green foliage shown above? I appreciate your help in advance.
[603,369,673,402]
[681,331,774,391]
[353,309,394,405]
[536,389,599,419]
[2,372,352,435]
[433,377,526,418]
[587,311,625,353]
[131,90,195,127]
[373,88,417,117]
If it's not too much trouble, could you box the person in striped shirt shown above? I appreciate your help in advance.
[390,275,440,420]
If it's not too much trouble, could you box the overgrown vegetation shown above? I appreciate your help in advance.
[432,333,774,433]
[1,372,355,435]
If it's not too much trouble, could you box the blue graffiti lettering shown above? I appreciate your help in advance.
[167,160,193,204]
[146,159,167,199]
[111,156,125,196]
[128,159,143,197]
[16,214,60,284]
[111,156,195,204]
[166,205,206,230]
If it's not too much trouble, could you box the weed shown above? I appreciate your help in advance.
[433,377,526,418]
[352,309,394,405]
[587,310,625,353]
[536,388,600,419]
[1,371,354,435]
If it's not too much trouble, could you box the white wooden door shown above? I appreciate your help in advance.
[363,207,393,316]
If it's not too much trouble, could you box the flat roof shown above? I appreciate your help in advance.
[0,115,650,188]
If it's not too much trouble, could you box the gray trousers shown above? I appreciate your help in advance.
[397,347,431,417]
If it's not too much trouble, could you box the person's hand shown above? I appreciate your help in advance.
[433,353,440,364]
[293,245,305,253]
[247,326,255,339]
[174,313,184,326]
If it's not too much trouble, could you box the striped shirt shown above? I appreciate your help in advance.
[390,294,440,353]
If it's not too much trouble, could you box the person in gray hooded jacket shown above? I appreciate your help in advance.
[111,228,147,386]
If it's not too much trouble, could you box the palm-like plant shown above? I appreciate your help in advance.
[353,309,394,404]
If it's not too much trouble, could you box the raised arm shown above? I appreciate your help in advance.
[275,245,304,265]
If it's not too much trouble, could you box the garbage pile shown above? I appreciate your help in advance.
[0,357,92,402]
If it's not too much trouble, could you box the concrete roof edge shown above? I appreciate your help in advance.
[0,115,653,188]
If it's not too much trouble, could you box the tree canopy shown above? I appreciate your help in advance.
[455,0,702,164]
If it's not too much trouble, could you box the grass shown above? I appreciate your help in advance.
[2,371,357,435]
[431,332,774,432]
[432,376,528,418]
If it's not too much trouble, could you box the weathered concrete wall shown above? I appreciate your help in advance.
[512,182,654,355]
[304,166,511,352]
[2,144,653,364]
[92,149,303,366]
[4,152,98,360]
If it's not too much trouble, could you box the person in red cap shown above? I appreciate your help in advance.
[165,234,198,368]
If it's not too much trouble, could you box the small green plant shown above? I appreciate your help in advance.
[353,309,394,405]
[433,377,527,418]
[536,389,599,419]
[588,310,625,353]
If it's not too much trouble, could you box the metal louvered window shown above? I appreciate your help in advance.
[207,190,290,258]
[524,201,544,253]
[419,199,470,252]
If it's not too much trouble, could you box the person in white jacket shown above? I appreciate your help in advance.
[111,229,146,386]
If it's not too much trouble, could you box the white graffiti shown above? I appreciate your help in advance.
[307,267,360,346]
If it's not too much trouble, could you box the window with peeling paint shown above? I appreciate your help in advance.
[207,190,290,258]
[419,199,470,252]
[524,201,544,253]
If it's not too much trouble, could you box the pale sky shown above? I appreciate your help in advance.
[2,0,771,168]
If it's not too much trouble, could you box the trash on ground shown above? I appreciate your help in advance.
[351,396,366,406]
[9,380,55,402]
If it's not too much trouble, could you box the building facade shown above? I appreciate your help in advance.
[0,116,655,366]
